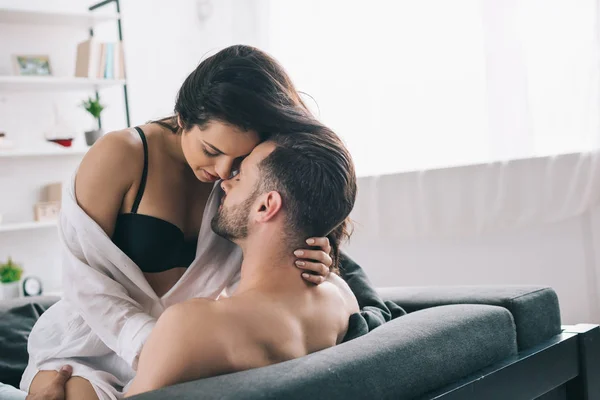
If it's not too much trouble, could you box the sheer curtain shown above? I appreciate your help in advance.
[259,0,600,177]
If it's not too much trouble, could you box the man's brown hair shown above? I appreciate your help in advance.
[257,127,357,274]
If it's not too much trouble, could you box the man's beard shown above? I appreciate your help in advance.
[211,189,259,241]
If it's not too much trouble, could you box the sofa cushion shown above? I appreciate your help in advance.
[0,296,60,387]
[132,304,517,400]
[377,285,561,350]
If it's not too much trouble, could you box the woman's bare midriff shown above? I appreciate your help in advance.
[144,267,188,298]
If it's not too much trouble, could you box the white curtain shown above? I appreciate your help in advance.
[259,0,600,177]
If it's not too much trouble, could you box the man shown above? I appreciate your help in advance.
[125,128,360,397]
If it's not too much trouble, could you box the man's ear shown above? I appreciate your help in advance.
[176,114,183,129]
[255,191,283,223]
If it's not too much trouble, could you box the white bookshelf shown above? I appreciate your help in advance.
[0,146,89,158]
[0,76,126,91]
[0,8,120,28]
[0,220,57,233]
[0,5,127,293]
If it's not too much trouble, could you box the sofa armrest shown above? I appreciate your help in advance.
[377,286,561,350]
[133,304,517,400]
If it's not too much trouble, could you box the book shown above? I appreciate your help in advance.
[74,39,125,80]
[97,43,106,79]
[105,43,114,79]
[74,39,101,78]
[113,41,126,79]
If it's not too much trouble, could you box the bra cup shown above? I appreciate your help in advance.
[113,213,197,272]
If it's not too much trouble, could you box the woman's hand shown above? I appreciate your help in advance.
[294,237,332,285]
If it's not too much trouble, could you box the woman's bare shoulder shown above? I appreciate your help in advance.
[78,129,143,181]
[88,128,143,158]
[74,128,145,235]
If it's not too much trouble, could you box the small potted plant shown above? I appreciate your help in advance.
[0,257,23,300]
[81,96,105,146]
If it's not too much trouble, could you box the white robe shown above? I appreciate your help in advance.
[20,173,242,400]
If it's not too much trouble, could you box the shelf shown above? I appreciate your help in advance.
[0,146,88,158]
[0,220,57,233]
[0,76,126,91]
[0,8,120,28]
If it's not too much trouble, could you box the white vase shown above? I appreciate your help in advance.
[1,281,20,300]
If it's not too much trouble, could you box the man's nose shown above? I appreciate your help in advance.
[220,179,230,193]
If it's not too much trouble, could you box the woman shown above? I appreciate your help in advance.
[21,45,335,400]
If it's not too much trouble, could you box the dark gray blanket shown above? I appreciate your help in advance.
[340,252,406,341]
[0,297,57,387]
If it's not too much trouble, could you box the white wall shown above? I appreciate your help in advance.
[346,212,599,324]
[345,151,600,324]
[119,0,263,124]
[259,0,600,177]
[1,1,597,328]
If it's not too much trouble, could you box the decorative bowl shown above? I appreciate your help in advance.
[47,138,74,147]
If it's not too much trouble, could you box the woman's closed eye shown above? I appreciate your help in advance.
[202,146,219,157]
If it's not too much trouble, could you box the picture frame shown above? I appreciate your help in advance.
[34,201,60,222]
[13,54,52,76]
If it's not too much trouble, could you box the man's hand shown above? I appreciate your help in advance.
[26,366,72,400]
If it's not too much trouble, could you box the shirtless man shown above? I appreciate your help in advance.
[125,128,360,397]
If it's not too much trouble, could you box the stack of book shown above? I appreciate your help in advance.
[75,39,125,79]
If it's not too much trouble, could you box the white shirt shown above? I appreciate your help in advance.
[21,175,242,396]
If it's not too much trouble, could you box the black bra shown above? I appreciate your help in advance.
[112,127,197,273]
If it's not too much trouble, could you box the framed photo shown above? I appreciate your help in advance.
[34,201,60,222]
[13,55,52,76]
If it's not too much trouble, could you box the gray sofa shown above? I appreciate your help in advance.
[1,286,598,399]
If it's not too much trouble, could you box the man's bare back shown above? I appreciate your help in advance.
[126,274,358,397]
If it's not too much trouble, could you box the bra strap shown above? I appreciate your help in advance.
[131,127,149,214]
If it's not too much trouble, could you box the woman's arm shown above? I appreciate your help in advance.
[61,131,156,369]
[75,131,138,236]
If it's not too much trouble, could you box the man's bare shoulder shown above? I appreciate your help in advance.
[160,298,230,335]
[162,298,254,354]
[178,297,278,370]
[126,298,236,396]
[168,297,216,313]
[324,274,360,315]
[134,299,237,387]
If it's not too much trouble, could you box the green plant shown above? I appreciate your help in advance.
[81,97,105,129]
[0,257,23,283]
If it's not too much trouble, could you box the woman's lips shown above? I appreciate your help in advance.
[202,169,219,182]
